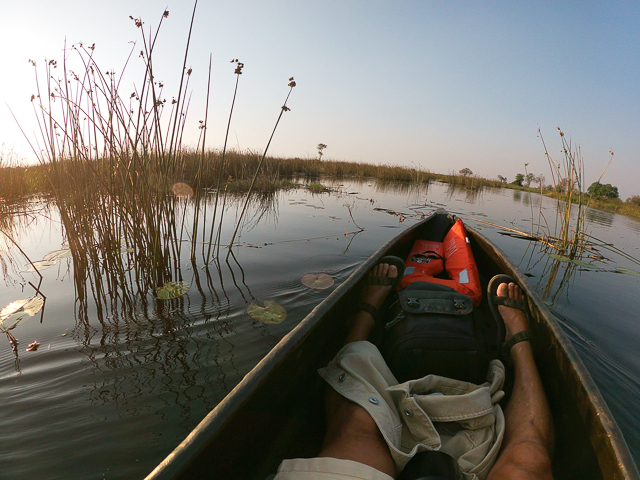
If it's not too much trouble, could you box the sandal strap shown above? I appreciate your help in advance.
[504,330,535,354]
[356,301,379,319]
[365,276,396,286]
[492,296,527,311]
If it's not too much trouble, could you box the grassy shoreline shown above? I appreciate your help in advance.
[2,151,639,221]
[500,183,640,221]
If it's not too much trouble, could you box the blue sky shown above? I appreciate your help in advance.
[1,1,638,198]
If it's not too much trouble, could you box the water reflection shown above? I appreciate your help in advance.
[0,197,57,284]
[71,247,265,433]
[585,207,614,227]
[445,183,483,203]
[513,190,522,202]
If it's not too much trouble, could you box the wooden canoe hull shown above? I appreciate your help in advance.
[147,211,638,480]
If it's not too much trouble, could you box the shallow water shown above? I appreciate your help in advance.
[1,180,638,478]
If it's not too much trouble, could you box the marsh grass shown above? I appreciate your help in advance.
[475,129,640,302]
[1,150,506,200]
[0,147,49,199]
[306,182,329,193]
[9,4,300,312]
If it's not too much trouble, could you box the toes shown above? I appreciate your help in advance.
[388,264,397,278]
[497,282,508,298]
[369,262,398,281]
[379,263,390,277]
[507,282,523,301]
[372,263,392,277]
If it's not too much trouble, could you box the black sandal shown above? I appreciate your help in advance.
[487,274,534,355]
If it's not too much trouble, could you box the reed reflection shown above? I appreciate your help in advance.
[445,183,483,203]
[66,192,284,428]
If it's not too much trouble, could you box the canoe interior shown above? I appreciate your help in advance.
[148,212,638,480]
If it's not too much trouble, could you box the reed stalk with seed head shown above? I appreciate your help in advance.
[226,77,296,256]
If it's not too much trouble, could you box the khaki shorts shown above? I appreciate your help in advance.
[273,457,394,480]
[275,341,505,480]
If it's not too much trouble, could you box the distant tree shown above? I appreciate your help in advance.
[626,195,640,206]
[497,175,507,183]
[524,173,535,188]
[533,174,546,189]
[587,181,619,199]
[511,173,524,186]
[556,177,578,194]
[459,168,473,176]
[317,143,327,160]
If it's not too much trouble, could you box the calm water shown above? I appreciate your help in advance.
[1,180,638,479]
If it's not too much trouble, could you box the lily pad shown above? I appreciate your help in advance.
[247,300,287,324]
[0,297,44,322]
[548,254,597,268]
[155,281,190,300]
[616,267,640,277]
[43,249,72,261]
[301,273,335,290]
[25,260,56,272]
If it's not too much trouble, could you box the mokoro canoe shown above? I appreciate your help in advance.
[147,210,639,480]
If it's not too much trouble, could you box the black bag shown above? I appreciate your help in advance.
[382,281,499,385]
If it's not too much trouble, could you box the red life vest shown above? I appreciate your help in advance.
[399,219,482,306]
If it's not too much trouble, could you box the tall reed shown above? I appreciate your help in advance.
[14,5,203,306]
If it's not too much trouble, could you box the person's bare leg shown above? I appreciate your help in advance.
[488,282,555,480]
[318,262,398,478]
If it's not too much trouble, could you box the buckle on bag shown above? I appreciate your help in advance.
[453,299,466,310]
[406,297,420,308]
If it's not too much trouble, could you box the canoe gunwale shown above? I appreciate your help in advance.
[468,226,639,480]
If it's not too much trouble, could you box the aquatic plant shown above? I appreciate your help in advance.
[226,77,296,255]
[10,2,300,311]
[246,299,287,324]
[307,182,329,193]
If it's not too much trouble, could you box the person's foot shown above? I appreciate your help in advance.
[344,262,398,344]
[362,262,398,311]
[497,282,529,342]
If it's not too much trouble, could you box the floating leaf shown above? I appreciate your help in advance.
[0,297,44,322]
[25,260,56,272]
[26,341,40,352]
[548,254,597,268]
[155,281,190,300]
[616,267,640,277]
[301,273,335,290]
[21,297,44,316]
[43,249,72,261]
[247,300,287,324]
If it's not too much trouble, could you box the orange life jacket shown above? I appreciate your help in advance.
[399,219,482,306]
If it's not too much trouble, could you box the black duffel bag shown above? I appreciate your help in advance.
[382,281,500,385]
